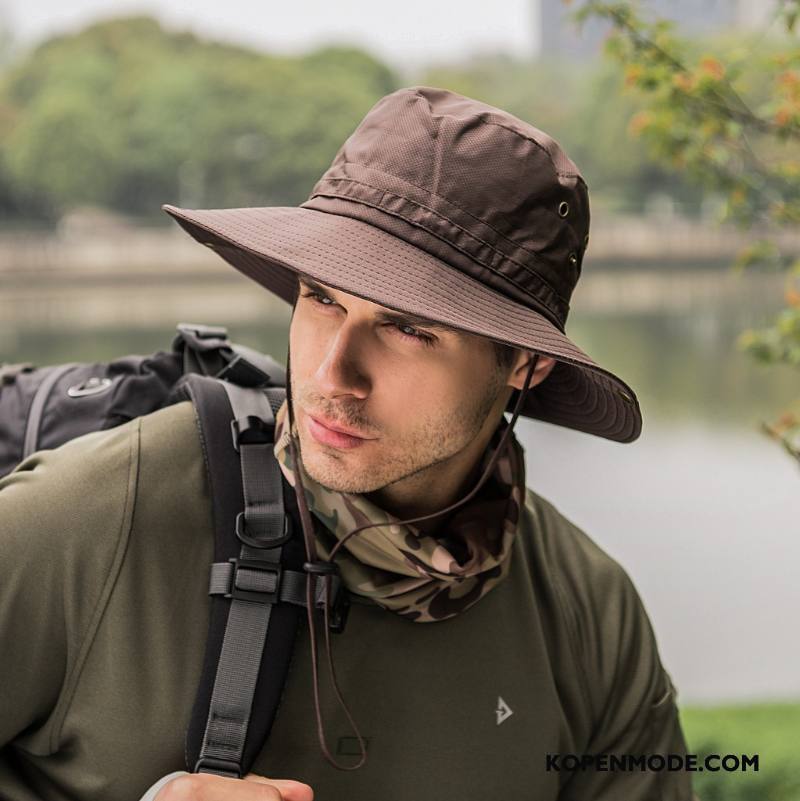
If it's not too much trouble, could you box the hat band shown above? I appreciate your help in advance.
[300,164,572,331]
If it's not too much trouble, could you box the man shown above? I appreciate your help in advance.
[0,86,696,800]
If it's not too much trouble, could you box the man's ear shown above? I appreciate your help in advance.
[508,350,556,391]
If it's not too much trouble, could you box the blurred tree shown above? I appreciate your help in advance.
[0,16,399,222]
[571,0,800,466]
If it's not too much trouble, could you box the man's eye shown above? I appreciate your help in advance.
[396,324,422,339]
[301,290,335,306]
[393,324,435,346]
[301,289,435,347]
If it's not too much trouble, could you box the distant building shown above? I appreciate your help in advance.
[534,0,779,61]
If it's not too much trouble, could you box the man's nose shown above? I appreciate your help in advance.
[313,323,370,400]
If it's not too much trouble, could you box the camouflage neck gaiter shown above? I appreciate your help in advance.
[272,399,527,622]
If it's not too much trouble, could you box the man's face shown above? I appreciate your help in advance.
[288,275,516,497]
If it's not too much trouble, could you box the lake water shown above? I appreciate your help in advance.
[525,306,800,705]
[521,418,800,706]
[2,279,798,705]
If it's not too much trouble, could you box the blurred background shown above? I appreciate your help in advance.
[1,0,798,797]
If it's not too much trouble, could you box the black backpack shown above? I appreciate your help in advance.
[0,323,349,778]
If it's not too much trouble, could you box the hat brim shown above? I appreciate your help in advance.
[162,204,642,443]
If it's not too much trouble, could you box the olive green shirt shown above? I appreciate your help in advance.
[0,401,695,800]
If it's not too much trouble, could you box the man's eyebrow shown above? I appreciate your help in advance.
[296,274,464,336]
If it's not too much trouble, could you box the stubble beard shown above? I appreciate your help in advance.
[292,366,509,495]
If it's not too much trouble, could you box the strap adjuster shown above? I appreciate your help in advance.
[326,587,350,634]
[231,415,275,452]
[235,511,292,549]
[216,353,271,387]
[175,322,230,352]
[303,561,350,634]
[226,557,282,605]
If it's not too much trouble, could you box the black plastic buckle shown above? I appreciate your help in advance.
[216,353,271,388]
[226,557,282,605]
[235,511,292,549]
[175,322,230,352]
[194,755,242,778]
[327,587,350,634]
[179,322,229,339]
[304,560,350,634]
[231,415,275,453]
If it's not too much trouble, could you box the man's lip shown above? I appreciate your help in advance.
[308,413,372,440]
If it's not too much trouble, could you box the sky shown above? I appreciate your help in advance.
[1,0,539,72]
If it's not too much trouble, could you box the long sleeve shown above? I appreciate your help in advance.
[557,561,697,800]
[0,420,139,768]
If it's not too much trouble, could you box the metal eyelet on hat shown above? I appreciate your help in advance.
[558,201,570,217]
[568,252,578,267]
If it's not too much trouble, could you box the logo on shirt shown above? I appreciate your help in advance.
[496,696,513,725]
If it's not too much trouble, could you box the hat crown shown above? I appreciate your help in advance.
[301,86,590,330]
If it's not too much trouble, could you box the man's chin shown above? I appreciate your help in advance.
[297,435,372,493]
[303,462,374,494]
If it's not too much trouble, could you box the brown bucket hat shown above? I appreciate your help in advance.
[163,85,642,443]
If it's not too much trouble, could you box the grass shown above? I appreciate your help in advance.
[678,701,800,801]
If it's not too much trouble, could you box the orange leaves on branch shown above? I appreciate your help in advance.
[776,411,798,430]
[624,63,644,87]
[729,187,747,207]
[628,110,653,136]
[771,69,800,129]
[698,56,726,81]
[577,0,800,464]
[775,105,800,128]
[672,72,695,92]
[777,69,800,100]
[669,56,726,100]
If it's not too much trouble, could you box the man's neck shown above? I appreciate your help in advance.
[363,432,494,537]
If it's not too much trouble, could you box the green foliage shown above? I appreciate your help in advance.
[777,0,800,34]
[740,306,800,366]
[0,16,399,220]
[681,702,800,800]
[572,0,800,466]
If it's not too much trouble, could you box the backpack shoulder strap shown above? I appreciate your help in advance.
[176,374,347,779]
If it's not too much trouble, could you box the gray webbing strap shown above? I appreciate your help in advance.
[23,363,78,458]
[209,561,342,608]
[226,383,285,547]
[195,383,286,778]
